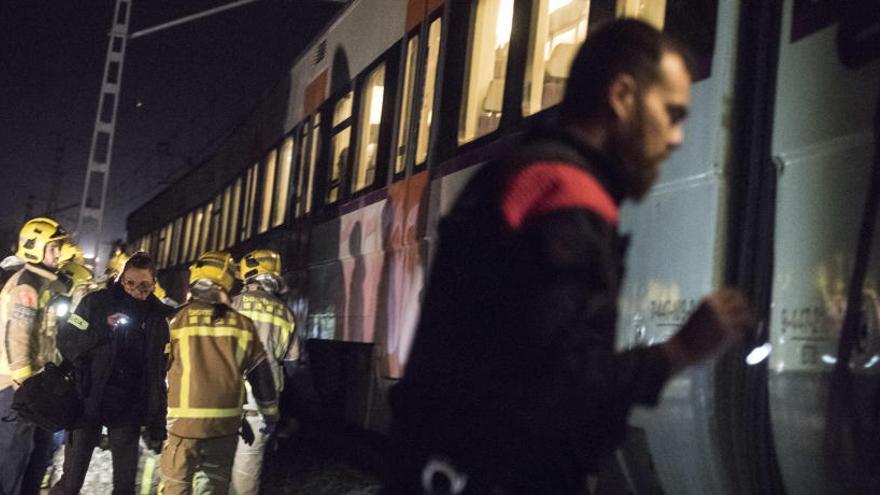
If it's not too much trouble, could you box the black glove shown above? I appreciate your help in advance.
[239,417,255,446]
[142,428,165,455]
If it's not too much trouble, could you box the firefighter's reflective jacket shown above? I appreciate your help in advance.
[166,300,278,438]
[231,286,296,397]
[0,263,61,390]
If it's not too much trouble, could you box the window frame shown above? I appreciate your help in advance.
[325,88,354,205]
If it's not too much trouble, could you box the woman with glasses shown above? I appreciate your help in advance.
[52,251,174,495]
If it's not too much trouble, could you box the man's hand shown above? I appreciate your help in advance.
[240,417,255,446]
[662,288,754,373]
[107,313,130,329]
[142,428,165,455]
[260,418,278,437]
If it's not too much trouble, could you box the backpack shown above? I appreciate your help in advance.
[10,361,81,432]
[7,336,111,432]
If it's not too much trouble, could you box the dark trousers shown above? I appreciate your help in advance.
[50,424,140,495]
[0,386,54,495]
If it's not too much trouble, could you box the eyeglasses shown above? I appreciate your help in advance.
[122,278,155,292]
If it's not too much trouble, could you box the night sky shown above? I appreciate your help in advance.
[0,0,341,260]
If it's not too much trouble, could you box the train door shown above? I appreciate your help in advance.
[767,0,880,493]
[614,1,747,493]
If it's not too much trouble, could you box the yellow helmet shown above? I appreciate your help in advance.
[106,249,129,278]
[189,251,235,292]
[240,249,282,281]
[59,241,85,264]
[153,280,167,300]
[17,217,68,263]
[57,261,94,296]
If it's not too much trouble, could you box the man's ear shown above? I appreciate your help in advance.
[608,73,637,120]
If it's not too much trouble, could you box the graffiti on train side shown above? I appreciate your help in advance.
[315,172,428,378]
[774,300,880,371]
[650,298,700,327]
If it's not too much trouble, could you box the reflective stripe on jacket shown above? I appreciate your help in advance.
[166,299,271,438]
[232,287,296,395]
[0,264,59,390]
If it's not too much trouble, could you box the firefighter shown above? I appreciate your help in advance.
[56,260,96,311]
[58,241,85,265]
[0,217,67,495]
[91,246,128,291]
[229,249,296,495]
[160,251,279,495]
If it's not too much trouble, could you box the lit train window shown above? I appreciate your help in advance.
[259,148,277,234]
[328,92,353,203]
[353,64,386,193]
[293,125,309,218]
[221,185,232,247]
[242,164,259,240]
[616,0,665,29]
[459,0,515,144]
[396,33,419,175]
[416,16,442,166]
[182,212,194,263]
[522,0,590,116]
[294,116,320,217]
[191,209,204,261]
[274,136,294,227]
[171,217,183,266]
[229,177,242,247]
[160,222,172,268]
[198,204,210,256]
[305,114,320,214]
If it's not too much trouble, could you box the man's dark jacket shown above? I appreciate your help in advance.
[387,129,674,494]
[57,282,172,437]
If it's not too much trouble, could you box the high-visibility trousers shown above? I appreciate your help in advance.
[159,433,237,495]
[229,414,269,495]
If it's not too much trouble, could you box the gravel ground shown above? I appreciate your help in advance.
[42,429,382,495]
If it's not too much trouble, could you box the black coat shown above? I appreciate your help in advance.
[388,128,673,494]
[57,282,173,435]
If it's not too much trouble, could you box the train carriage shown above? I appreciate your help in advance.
[126,0,880,493]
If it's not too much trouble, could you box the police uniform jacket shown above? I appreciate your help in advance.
[166,298,278,438]
[57,281,173,433]
[389,128,675,493]
[0,263,61,390]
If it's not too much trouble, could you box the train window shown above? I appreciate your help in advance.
[193,209,205,260]
[182,212,194,263]
[229,177,242,248]
[395,34,419,175]
[522,0,590,116]
[211,194,222,250]
[259,149,277,234]
[294,115,320,216]
[328,92,353,203]
[293,126,307,218]
[164,224,171,267]
[243,163,259,240]
[459,0,515,144]
[305,114,320,214]
[416,16,442,166]
[353,64,386,193]
[171,217,183,266]
[221,185,231,248]
[200,205,211,256]
[274,136,294,227]
[616,0,665,29]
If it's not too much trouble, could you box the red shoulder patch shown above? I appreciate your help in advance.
[16,288,37,307]
[501,162,619,229]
